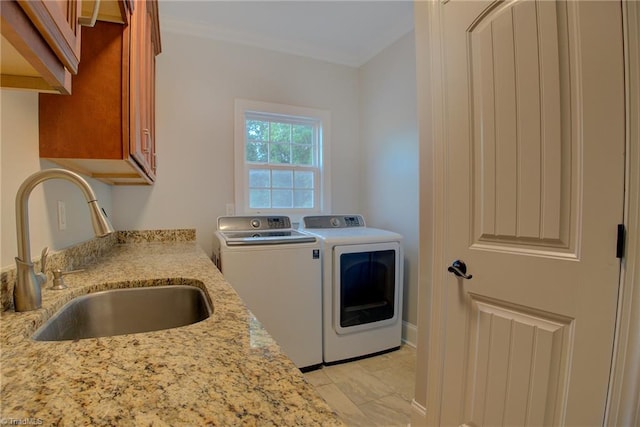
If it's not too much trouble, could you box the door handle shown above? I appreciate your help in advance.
[448,260,473,280]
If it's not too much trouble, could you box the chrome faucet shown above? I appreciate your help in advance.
[14,169,114,312]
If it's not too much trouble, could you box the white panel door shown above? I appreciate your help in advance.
[432,1,625,425]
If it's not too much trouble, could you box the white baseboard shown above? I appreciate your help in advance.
[402,321,417,347]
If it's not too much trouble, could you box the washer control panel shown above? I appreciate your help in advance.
[218,216,291,231]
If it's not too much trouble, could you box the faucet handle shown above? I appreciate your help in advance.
[39,246,49,274]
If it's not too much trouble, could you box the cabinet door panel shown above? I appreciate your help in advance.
[1,0,75,93]
[17,0,82,74]
[129,0,152,176]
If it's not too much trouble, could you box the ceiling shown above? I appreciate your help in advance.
[158,1,415,68]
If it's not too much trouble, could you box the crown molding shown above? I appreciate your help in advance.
[161,16,412,68]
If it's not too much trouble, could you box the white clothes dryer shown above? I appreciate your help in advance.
[301,215,404,364]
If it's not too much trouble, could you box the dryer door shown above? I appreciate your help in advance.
[333,242,401,335]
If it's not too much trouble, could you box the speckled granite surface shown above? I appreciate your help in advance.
[1,230,197,312]
[1,240,342,426]
[1,233,118,312]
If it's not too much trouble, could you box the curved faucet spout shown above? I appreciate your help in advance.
[14,168,114,312]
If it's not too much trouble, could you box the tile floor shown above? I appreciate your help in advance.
[304,345,416,426]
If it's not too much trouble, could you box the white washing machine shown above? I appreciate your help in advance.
[213,216,322,370]
[301,215,404,364]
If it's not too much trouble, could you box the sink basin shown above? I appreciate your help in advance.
[33,285,212,341]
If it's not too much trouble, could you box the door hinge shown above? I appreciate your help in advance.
[616,224,626,259]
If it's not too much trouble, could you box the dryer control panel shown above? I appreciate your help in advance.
[302,215,365,229]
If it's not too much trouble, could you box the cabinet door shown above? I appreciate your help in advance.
[129,0,154,178]
[147,6,157,175]
[1,0,81,93]
[17,0,82,74]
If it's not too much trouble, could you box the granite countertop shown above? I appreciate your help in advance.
[0,241,342,426]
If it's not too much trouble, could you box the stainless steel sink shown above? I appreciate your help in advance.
[32,285,213,341]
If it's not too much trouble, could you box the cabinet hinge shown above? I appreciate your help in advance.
[616,224,626,259]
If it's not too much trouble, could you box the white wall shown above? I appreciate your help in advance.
[359,32,419,328]
[1,27,419,331]
[0,90,113,268]
[111,31,361,257]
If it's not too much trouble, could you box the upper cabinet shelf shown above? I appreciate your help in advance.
[0,0,129,94]
[81,0,130,25]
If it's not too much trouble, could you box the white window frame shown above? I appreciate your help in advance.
[234,99,331,217]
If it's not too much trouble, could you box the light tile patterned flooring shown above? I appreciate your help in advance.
[304,345,416,426]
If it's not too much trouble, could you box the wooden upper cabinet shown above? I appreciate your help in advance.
[38,0,161,185]
[0,0,128,94]
[1,0,80,93]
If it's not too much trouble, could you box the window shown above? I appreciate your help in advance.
[235,99,331,215]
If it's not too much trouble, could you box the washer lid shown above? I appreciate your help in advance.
[302,226,403,244]
[219,230,317,246]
